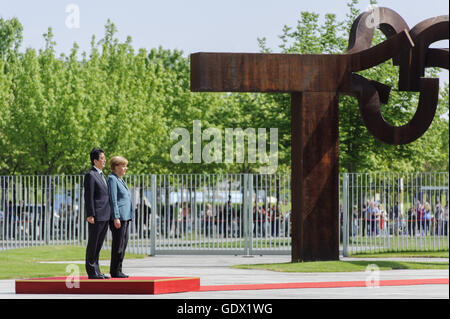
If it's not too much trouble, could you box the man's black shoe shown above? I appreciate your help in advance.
[111,272,129,278]
[88,274,106,279]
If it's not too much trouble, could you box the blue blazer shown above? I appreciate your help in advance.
[107,173,134,221]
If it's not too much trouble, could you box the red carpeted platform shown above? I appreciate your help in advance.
[15,276,200,295]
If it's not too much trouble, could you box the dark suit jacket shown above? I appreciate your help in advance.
[84,167,111,221]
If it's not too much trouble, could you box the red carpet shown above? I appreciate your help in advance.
[15,277,448,295]
[200,278,449,291]
[15,276,200,295]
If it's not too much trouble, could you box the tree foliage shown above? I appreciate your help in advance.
[0,19,224,175]
[0,0,448,176]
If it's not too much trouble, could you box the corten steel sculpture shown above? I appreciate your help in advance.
[190,7,449,262]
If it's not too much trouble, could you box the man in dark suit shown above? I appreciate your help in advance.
[84,147,111,279]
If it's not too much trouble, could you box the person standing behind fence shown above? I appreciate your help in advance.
[416,201,423,235]
[368,201,378,236]
[378,203,386,236]
[108,156,133,278]
[271,204,281,237]
[443,203,449,236]
[435,201,443,235]
[204,203,213,235]
[423,202,432,235]
[361,203,368,236]
[393,202,400,235]
[181,202,190,235]
[84,148,111,279]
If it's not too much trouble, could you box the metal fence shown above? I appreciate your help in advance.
[341,172,449,255]
[0,172,448,255]
[0,174,292,255]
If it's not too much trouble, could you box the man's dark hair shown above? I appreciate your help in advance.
[90,147,105,166]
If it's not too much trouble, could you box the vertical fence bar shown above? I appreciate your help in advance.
[150,174,157,256]
[243,174,248,255]
[351,173,356,255]
[243,174,254,256]
[343,173,349,257]
[0,177,4,250]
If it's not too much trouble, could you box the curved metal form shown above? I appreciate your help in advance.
[426,48,449,69]
[347,7,410,53]
[348,30,413,72]
[346,7,410,65]
[399,15,449,91]
[350,74,439,145]
[344,9,448,145]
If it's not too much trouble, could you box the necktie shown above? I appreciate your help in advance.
[100,172,107,185]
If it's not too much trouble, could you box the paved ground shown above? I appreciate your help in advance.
[0,255,448,300]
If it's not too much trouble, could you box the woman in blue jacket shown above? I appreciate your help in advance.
[108,156,133,278]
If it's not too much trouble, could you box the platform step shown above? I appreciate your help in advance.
[15,276,200,295]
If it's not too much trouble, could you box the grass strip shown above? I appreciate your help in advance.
[349,250,449,258]
[0,245,146,280]
[232,260,449,273]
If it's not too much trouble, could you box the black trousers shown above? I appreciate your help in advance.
[85,220,109,277]
[109,220,130,275]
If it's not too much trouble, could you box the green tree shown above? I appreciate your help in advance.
[1,3,447,176]
[0,19,225,175]
[0,17,22,58]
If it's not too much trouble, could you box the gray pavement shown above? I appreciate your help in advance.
[0,255,448,299]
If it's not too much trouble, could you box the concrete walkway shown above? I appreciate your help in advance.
[0,255,448,299]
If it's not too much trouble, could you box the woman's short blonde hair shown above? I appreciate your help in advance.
[109,156,128,171]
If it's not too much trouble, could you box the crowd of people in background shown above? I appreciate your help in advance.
[3,196,449,241]
[348,199,449,237]
[0,197,293,241]
[153,201,291,239]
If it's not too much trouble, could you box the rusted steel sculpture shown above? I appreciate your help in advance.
[190,7,449,261]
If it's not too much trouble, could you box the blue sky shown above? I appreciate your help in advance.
[0,0,448,81]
